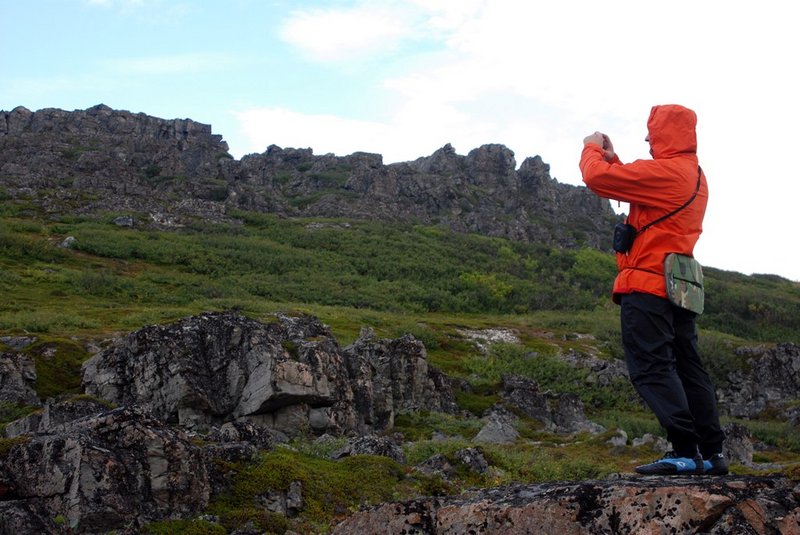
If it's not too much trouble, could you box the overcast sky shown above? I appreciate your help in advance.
[2,0,798,281]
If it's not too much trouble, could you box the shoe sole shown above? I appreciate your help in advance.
[635,457,705,475]
[705,468,729,475]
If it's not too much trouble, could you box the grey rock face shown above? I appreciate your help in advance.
[454,447,489,475]
[414,454,455,479]
[342,328,459,432]
[331,435,406,464]
[558,349,629,386]
[631,433,671,453]
[81,312,456,437]
[0,352,40,406]
[722,422,754,466]
[0,105,617,249]
[0,336,36,351]
[474,406,520,444]
[1,406,209,533]
[501,374,605,434]
[203,420,287,449]
[3,396,108,438]
[0,501,53,535]
[719,343,800,419]
[414,448,489,481]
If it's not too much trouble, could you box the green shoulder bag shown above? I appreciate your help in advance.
[664,253,704,314]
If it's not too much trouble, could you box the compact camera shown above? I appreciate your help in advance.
[613,222,636,253]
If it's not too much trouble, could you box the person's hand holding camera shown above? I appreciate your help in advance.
[583,131,616,162]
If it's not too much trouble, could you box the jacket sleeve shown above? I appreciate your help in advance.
[580,144,689,208]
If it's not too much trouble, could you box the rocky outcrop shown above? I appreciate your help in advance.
[331,476,800,534]
[0,353,40,407]
[719,343,800,420]
[3,396,107,437]
[558,348,630,386]
[331,434,407,464]
[0,312,460,531]
[414,447,490,481]
[80,312,457,436]
[1,406,210,533]
[501,374,605,435]
[471,374,607,445]
[342,326,458,431]
[474,406,521,445]
[0,105,617,248]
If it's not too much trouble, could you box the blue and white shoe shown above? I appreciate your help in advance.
[703,453,729,475]
[635,451,705,475]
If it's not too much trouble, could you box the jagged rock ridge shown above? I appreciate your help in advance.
[0,104,617,248]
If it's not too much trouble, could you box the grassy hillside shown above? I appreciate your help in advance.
[2,199,799,407]
[3,204,798,339]
[2,200,800,533]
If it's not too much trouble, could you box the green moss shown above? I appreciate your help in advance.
[786,463,800,481]
[461,342,638,412]
[143,519,227,534]
[0,401,39,424]
[215,509,289,534]
[209,448,410,532]
[0,436,30,458]
[454,388,500,417]
[67,394,116,409]
[473,441,616,484]
[24,338,89,399]
[393,411,483,442]
[3,209,797,340]
[281,340,299,359]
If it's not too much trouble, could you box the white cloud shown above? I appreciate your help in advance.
[279,4,417,62]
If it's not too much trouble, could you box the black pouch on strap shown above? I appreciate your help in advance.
[613,222,637,253]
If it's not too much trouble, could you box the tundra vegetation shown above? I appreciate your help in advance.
[1,202,799,533]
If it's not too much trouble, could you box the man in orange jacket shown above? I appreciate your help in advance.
[580,104,727,475]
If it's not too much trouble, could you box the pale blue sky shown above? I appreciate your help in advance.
[2,0,799,281]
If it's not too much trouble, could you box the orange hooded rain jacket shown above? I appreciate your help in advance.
[580,104,708,303]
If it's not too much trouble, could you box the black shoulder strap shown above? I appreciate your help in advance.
[637,166,702,233]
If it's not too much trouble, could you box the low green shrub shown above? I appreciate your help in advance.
[393,411,483,442]
[593,410,663,440]
[143,519,226,535]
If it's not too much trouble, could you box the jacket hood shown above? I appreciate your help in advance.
[647,104,697,159]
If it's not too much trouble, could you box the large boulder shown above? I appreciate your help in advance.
[81,312,457,436]
[332,476,800,534]
[342,326,459,432]
[501,374,605,435]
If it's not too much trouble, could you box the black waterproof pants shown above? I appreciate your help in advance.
[620,292,725,458]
